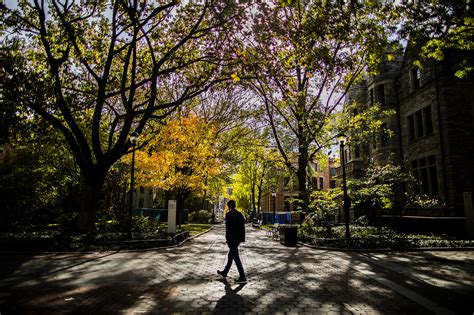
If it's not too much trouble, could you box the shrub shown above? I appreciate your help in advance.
[189,210,212,224]
[132,216,163,234]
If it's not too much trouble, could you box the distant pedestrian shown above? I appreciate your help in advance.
[217,200,247,283]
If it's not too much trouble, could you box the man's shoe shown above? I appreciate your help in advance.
[217,270,227,278]
[236,276,247,284]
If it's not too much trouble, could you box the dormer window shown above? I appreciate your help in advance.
[411,67,421,91]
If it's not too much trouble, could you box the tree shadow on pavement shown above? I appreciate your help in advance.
[1,225,472,314]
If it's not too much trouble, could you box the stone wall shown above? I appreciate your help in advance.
[346,52,474,224]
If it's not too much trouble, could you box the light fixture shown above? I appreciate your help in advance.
[337,133,347,146]
[130,131,139,145]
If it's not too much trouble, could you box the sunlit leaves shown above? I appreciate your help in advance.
[130,114,221,196]
[398,1,473,78]
[335,102,395,148]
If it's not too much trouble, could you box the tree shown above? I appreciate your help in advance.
[190,86,264,208]
[349,158,440,229]
[132,114,221,224]
[0,122,81,230]
[2,1,244,232]
[232,128,281,215]
[236,1,396,212]
[397,0,473,78]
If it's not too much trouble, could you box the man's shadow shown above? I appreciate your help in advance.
[213,279,247,313]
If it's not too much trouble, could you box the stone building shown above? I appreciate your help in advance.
[340,48,474,236]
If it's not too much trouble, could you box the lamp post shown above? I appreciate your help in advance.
[271,192,276,223]
[337,133,351,239]
[128,131,139,240]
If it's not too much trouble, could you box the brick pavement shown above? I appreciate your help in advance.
[0,224,473,314]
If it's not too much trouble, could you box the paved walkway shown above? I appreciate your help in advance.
[0,225,473,314]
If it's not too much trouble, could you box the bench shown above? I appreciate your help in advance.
[252,219,263,228]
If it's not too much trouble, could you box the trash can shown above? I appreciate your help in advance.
[280,226,298,246]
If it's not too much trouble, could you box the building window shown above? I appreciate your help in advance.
[377,84,386,105]
[330,167,337,176]
[411,67,421,91]
[139,198,145,208]
[319,177,324,190]
[369,88,374,106]
[407,105,434,142]
[408,115,415,141]
[411,155,439,196]
[354,146,360,159]
[345,148,351,161]
[140,186,145,194]
[423,106,433,135]
[330,180,337,188]
[415,110,424,137]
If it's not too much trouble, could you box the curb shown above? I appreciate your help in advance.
[0,226,216,255]
[299,242,474,253]
[119,225,216,253]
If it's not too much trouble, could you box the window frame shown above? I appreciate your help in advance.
[411,155,439,197]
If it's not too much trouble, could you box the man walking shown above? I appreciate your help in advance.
[218,200,247,283]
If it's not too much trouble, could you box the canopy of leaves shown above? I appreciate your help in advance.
[1,0,243,181]
[131,114,221,197]
[237,0,398,163]
[397,0,473,78]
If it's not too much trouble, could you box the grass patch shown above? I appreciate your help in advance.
[180,223,212,236]
[260,224,274,231]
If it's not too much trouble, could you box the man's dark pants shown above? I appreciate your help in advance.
[223,242,245,278]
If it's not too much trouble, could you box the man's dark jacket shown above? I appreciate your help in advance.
[225,209,245,244]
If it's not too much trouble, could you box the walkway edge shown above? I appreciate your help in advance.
[0,226,217,255]
[120,225,216,252]
[299,241,474,253]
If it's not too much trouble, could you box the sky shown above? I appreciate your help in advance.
[5,0,17,9]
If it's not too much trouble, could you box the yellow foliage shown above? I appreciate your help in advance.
[127,114,221,195]
[231,72,240,82]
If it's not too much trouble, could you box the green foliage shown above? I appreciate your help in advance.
[189,210,212,224]
[335,102,396,147]
[397,1,474,78]
[236,1,398,212]
[309,188,341,221]
[181,223,212,236]
[0,139,81,231]
[132,216,164,234]
[229,126,282,213]
[2,0,247,232]
[299,223,474,249]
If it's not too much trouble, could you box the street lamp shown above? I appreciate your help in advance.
[128,131,139,240]
[271,192,276,223]
[337,133,351,239]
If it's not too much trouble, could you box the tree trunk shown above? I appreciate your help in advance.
[257,185,262,214]
[176,188,191,228]
[297,142,309,213]
[77,172,106,234]
[201,176,208,210]
[176,196,184,228]
[251,183,256,213]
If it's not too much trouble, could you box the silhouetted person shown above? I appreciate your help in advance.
[217,200,247,283]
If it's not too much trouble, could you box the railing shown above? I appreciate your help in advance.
[335,160,365,177]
